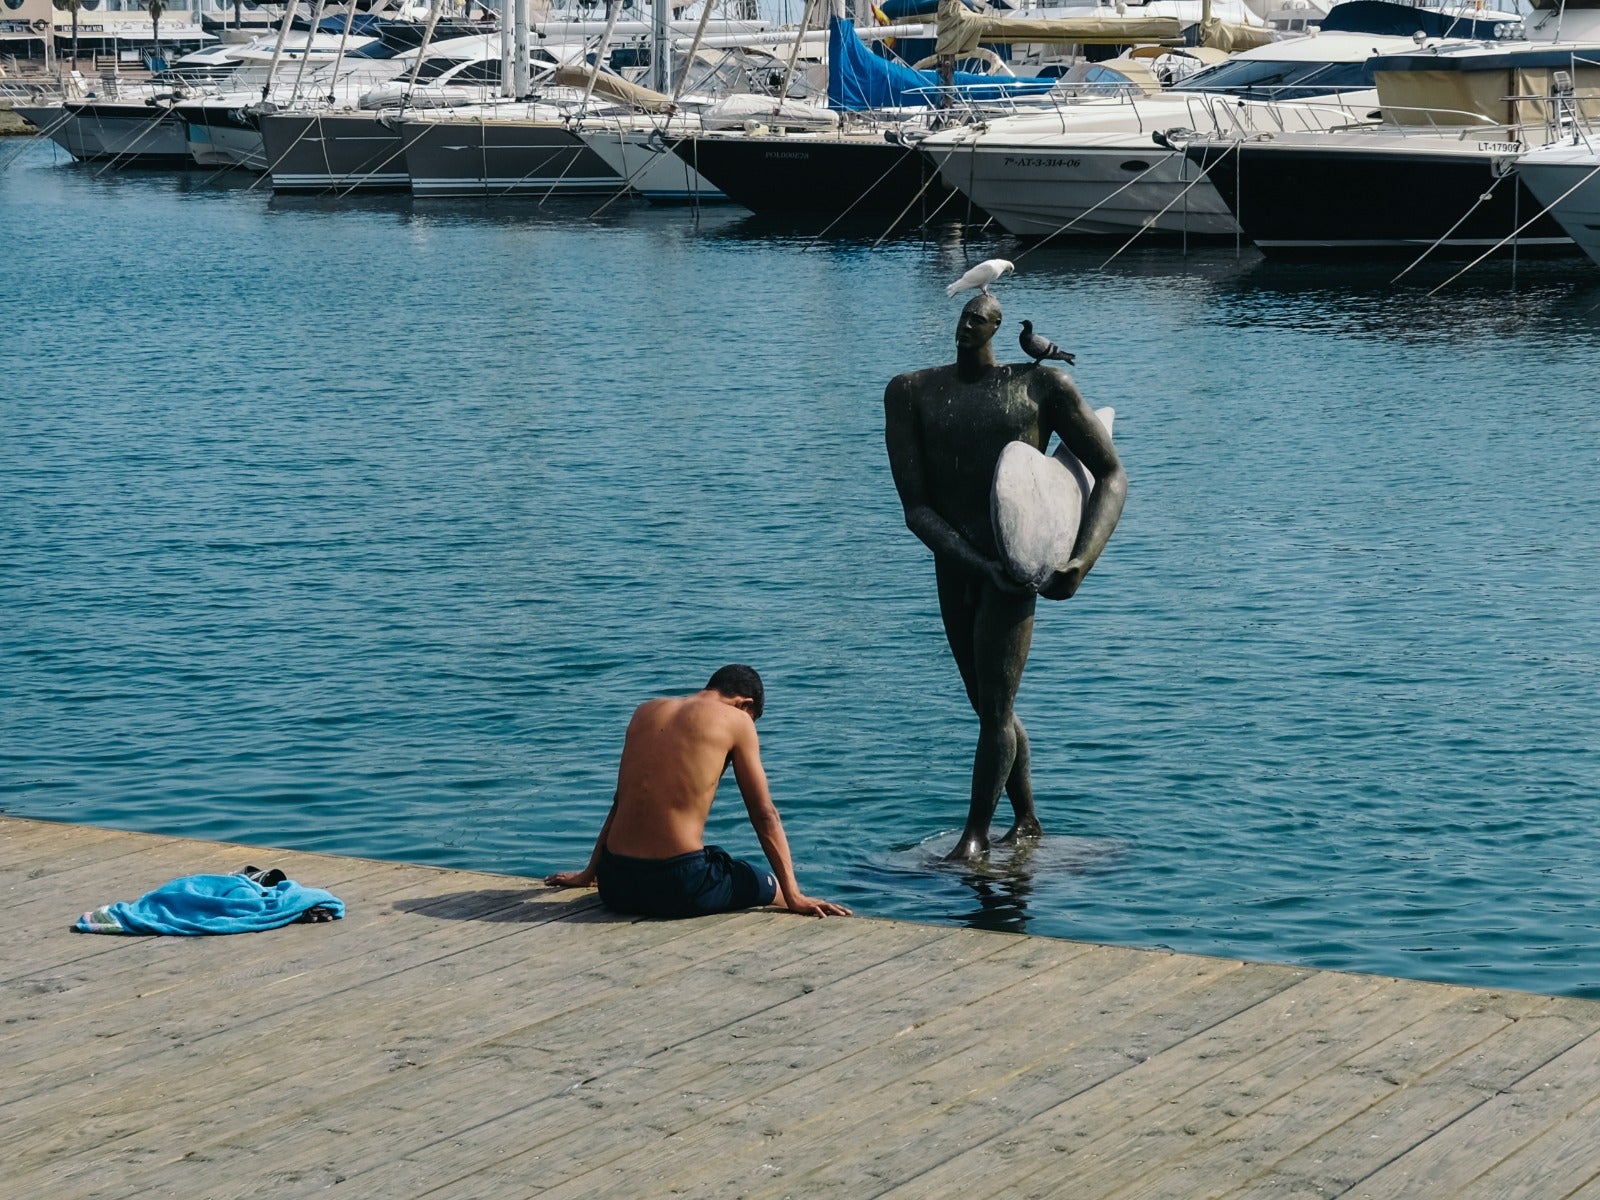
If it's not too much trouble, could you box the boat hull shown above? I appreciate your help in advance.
[1517,145,1600,267]
[260,112,409,192]
[928,140,1236,238]
[400,118,622,197]
[180,102,266,171]
[673,132,966,219]
[1189,134,1571,255]
[20,101,192,165]
[578,126,726,204]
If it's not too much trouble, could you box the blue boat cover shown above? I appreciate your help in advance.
[74,872,345,935]
[827,17,1054,110]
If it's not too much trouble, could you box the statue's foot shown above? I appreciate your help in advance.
[944,833,990,862]
[995,817,1043,845]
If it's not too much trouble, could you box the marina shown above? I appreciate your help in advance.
[11,0,1600,247]
[6,127,1600,993]
[11,814,1600,1198]
[8,0,1600,1188]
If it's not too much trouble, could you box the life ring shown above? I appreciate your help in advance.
[912,47,1009,76]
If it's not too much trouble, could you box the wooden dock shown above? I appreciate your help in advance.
[6,815,1600,1198]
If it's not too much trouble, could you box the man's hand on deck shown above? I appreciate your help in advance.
[545,870,596,889]
[786,893,852,918]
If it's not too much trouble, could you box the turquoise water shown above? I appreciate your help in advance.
[6,140,1600,996]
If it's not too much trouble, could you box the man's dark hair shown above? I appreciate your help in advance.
[706,664,764,720]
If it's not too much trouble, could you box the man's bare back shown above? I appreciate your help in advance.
[605,693,757,859]
[546,666,850,919]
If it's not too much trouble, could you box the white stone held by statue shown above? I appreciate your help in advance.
[990,408,1116,592]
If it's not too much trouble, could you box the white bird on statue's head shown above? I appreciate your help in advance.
[945,258,1015,298]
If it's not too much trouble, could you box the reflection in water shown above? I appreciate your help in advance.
[954,841,1041,935]
[879,833,1126,936]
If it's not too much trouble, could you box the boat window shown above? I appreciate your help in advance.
[1179,57,1375,98]
[454,59,501,83]
[413,56,465,81]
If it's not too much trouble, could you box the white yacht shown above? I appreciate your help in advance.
[1516,134,1600,265]
[912,31,1423,238]
[1175,1,1600,254]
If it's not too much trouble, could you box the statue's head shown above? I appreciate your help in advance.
[955,293,1002,351]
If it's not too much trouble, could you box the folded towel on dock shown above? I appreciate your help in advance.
[74,871,344,935]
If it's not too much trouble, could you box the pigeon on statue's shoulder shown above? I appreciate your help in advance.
[1019,320,1075,366]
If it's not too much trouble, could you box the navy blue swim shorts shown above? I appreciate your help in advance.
[597,845,778,920]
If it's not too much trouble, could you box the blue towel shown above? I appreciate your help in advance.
[74,873,345,935]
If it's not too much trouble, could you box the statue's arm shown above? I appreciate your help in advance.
[1042,372,1126,600]
[884,376,1012,585]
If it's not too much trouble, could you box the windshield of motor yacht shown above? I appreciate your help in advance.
[1175,56,1376,98]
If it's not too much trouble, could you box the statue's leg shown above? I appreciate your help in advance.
[935,562,982,716]
[995,717,1041,843]
[943,571,1035,861]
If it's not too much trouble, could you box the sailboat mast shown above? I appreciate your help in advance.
[651,0,671,95]
[513,0,530,97]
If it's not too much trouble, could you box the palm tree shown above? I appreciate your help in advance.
[61,0,82,75]
[147,0,165,70]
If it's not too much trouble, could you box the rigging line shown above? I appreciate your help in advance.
[805,139,922,249]
[0,107,80,173]
[1098,137,1240,271]
[1012,155,1169,266]
[911,178,962,235]
[1427,156,1600,296]
[1391,172,1507,283]
[537,138,590,207]
[288,0,331,106]
[333,115,432,199]
[260,0,301,103]
[92,104,180,177]
[245,108,315,192]
[775,0,820,114]
[400,2,448,111]
[672,0,722,103]
[328,0,360,101]
[578,0,625,115]
[588,130,692,218]
[871,139,959,248]
[482,133,562,200]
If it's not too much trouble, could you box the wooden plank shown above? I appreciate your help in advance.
[529,945,1248,1199]
[75,917,953,1200]
[1343,1015,1600,1199]
[12,913,894,1199]
[0,856,516,1053]
[7,819,1600,1200]
[859,967,1400,1200]
[1064,987,1565,1200]
[0,871,605,1122]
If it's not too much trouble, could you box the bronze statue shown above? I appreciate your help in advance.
[884,293,1126,861]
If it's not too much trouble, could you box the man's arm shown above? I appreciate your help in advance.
[544,793,617,889]
[885,376,1023,593]
[729,717,850,918]
[1039,373,1126,600]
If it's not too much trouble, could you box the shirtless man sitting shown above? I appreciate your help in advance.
[545,665,851,919]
